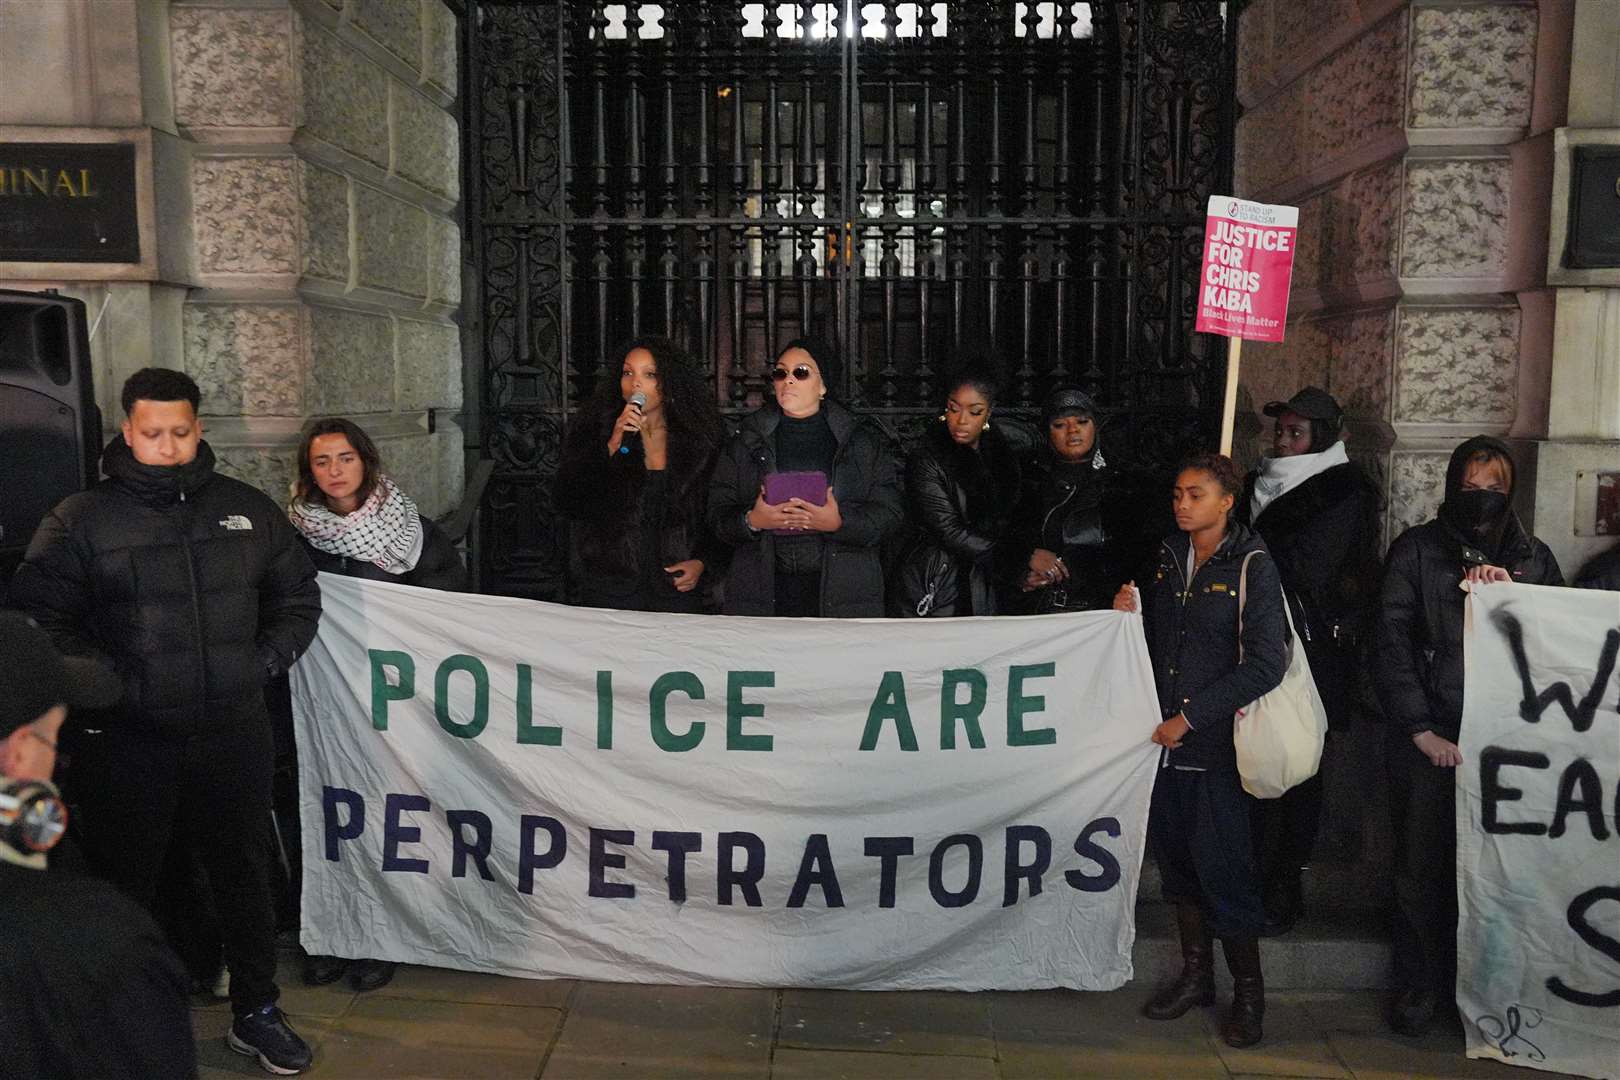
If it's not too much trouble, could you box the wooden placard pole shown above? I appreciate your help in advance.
[1218,335,1243,457]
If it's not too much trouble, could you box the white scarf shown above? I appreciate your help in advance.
[1250,440,1349,521]
[288,474,425,575]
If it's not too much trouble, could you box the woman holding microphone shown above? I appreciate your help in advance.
[555,337,726,613]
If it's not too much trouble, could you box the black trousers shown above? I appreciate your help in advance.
[1249,743,1327,900]
[1386,729,1458,994]
[775,571,821,617]
[1150,764,1266,938]
[64,713,280,1016]
[154,833,225,984]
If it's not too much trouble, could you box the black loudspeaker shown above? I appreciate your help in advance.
[0,290,99,562]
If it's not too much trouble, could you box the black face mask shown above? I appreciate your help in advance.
[1447,489,1509,531]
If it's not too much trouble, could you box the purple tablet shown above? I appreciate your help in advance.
[763,470,828,536]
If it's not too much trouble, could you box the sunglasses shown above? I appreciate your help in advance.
[770,364,815,383]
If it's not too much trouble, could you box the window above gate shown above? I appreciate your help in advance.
[588,3,1116,42]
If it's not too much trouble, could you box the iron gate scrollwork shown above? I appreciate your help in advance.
[464,1,1236,600]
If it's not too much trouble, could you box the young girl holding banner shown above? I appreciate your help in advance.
[1115,453,1287,1048]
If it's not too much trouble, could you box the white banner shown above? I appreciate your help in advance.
[291,575,1163,990]
[1460,584,1620,1079]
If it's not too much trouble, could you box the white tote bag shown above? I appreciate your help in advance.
[1233,551,1329,799]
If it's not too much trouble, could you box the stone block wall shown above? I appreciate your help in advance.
[1234,0,1555,550]
[164,0,464,517]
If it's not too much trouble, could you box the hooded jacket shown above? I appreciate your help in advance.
[890,422,1021,617]
[1372,436,1563,739]
[10,438,321,735]
[1140,522,1289,771]
[1239,455,1383,728]
[707,399,903,617]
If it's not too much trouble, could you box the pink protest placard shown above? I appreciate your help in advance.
[1194,196,1299,344]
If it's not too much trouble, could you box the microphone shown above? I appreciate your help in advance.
[618,391,648,455]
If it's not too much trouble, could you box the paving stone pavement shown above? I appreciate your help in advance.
[191,955,1586,1080]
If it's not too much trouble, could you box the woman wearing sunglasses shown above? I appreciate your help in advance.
[555,336,726,612]
[708,338,903,617]
[889,365,1021,616]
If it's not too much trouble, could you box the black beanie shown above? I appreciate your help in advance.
[779,337,841,395]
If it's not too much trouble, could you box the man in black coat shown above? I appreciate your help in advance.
[0,612,197,1080]
[10,368,321,1075]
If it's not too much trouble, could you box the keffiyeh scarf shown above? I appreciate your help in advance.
[289,474,424,574]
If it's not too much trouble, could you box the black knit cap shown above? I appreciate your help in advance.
[779,337,841,396]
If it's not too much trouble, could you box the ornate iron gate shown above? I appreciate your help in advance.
[462,1,1236,599]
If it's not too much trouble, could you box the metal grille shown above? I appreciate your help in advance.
[463,1,1236,599]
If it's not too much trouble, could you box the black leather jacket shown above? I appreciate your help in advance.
[1002,450,1131,614]
[890,423,1021,617]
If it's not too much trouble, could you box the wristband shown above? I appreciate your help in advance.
[743,509,762,537]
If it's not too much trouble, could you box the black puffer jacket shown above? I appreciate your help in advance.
[1239,458,1382,729]
[1140,524,1289,771]
[10,438,320,734]
[301,514,466,592]
[890,423,1021,617]
[1372,438,1563,739]
[708,400,903,617]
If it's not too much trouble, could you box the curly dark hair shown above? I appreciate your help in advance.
[1176,452,1244,503]
[580,336,724,453]
[293,417,384,508]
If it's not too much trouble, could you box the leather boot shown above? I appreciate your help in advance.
[1261,874,1304,937]
[1144,903,1216,1020]
[350,959,397,993]
[1221,936,1265,1048]
[301,954,349,987]
[1389,987,1440,1036]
